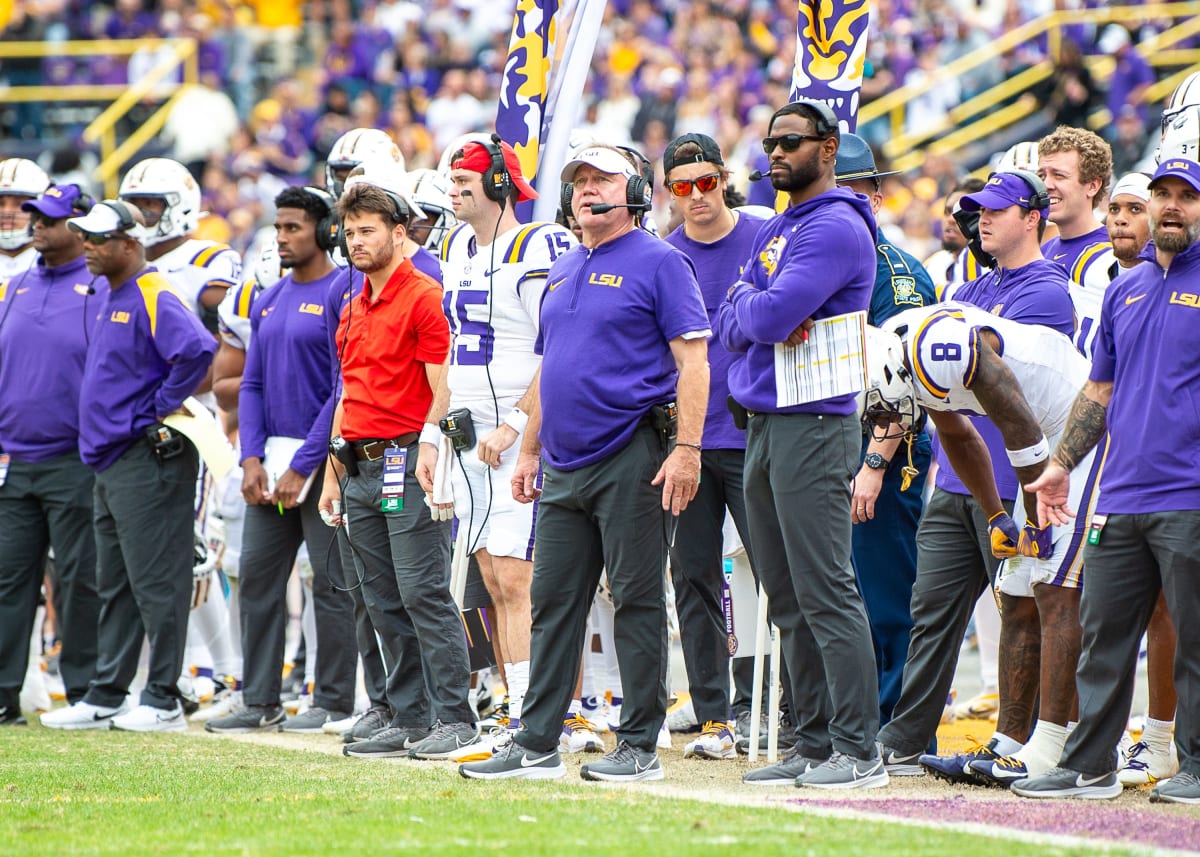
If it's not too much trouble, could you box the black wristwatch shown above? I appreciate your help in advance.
[864,452,890,471]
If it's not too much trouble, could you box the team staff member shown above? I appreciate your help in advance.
[715,100,884,790]
[659,132,766,761]
[834,134,937,729]
[1017,158,1200,804]
[460,143,710,782]
[317,181,479,760]
[207,187,355,735]
[41,201,215,732]
[417,138,575,757]
[0,185,103,725]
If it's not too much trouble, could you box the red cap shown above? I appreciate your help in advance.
[451,140,538,202]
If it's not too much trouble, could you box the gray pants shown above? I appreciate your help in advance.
[239,463,356,712]
[516,426,670,753]
[336,527,388,710]
[0,453,99,707]
[1063,511,1200,776]
[342,450,471,727]
[877,489,1009,755]
[86,441,198,710]
[743,411,879,759]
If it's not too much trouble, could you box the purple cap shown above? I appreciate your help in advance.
[959,172,1047,212]
[21,184,87,219]
[1149,157,1200,193]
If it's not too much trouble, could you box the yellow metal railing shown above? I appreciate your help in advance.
[0,38,196,196]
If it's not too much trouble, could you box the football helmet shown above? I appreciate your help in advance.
[252,235,283,290]
[408,168,458,250]
[0,158,50,250]
[118,158,201,246]
[994,141,1039,174]
[1162,71,1200,138]
[861,325,919,439]
[325,128,404,197]
[1157,104,1200,164]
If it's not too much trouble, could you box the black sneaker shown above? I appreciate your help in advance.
[742,744,827,786]
[0,705,27,726]
[580,740,664,782]
[919,738,1001,785]
[343,725,430,758]
[205,704,287,734]
[281,707,349,734]
[459,740,566,780]
[342,706,390,744]
[734,712,797,756]
[407,720,481,760]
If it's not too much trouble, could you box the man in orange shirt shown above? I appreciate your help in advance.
[318,181,479,760]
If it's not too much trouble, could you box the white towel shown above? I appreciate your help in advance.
[424,435,455,521]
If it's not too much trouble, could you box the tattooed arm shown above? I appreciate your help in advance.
[1027,379,1114,526]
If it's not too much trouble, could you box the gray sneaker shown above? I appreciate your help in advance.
[281,707,349,734]
[1010,766,1122,800]
[343,725,430,758]
[580,739,664,782]
[342,706,390,744]
[1150,771,1200,804]
[742,745,827,786]
[205,704,286,734]
[459,739,566,780]
[407,720,481,760]
[734,711,797,756]
[879,743,925,777]
[797,751,889,789]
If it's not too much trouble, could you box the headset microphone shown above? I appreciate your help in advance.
[748,170,765,182]
[588,202,645,214]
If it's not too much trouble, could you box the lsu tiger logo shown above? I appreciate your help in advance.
[759,236,787,277]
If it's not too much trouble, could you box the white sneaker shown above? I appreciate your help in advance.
[20,664,51,713]
[190,691,242,723]
[113,703,188,733]
[683,721,736,760]
[447,729,514,762]
[285,692,312,716]
[323,711,362,735]
[665,695,698,732]
[657,720,672,749]
[1119,740,1179,786]
[40,700,128,731]
[560,714,605,753]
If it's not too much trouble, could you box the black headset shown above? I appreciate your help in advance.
[559,182,574,223]
[776,98,839,139]
[998,169,1051,212]
[303,185,338,252]
[65,184,96,214]
[103,199,141,234]
[479,133,514,205]
[616,145,654,211]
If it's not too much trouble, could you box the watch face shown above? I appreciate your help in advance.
[865,453,887,470]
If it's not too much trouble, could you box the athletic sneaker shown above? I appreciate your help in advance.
[796,751,889,790]
[878,743,924,777]
[919,739,1001,785]
[683,721,736,760]
[951,691,999,722]
[206,704,287,734]
[343,725,430,758]
[341,706,390,744]
[281,707,349,734]
[0,705,27,726]
[459,740,566,780]
[1010,766,1122,800]
[323,711,361,736]
[560,714,605,753]
[580,740,664,782]
[1119,740,1180,786]
[665,695,698,732]
[190,690,242,724]
[657,721,672,749]
[734,711,797,756]
[742,745,827,786]
[1150,771,1200,804]
[407,720,480,760]
[447,729,513,762]
[39,700,128,731]
[113,703,188,733]
[968,754,1029,786]
[478,697,509,730]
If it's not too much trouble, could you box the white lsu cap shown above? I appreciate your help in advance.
[560,146,638,183]
[67,199,147,242]
[1111,172,1151,202]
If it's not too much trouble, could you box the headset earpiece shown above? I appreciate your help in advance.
[303,186,338,252]
[1001,169,1051,213]
[616,145,654,211]
[69,185,96,215]
[793,99,839,137]
[481,133,513,205]
[103,199,139,233]
[560,182,574,221]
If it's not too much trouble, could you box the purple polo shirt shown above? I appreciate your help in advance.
[665,211,765,450]
[933,258,1075,499]
[1090,241,1200,512]
[1041,226,1110,277]
[536,228,709,471]
[0,256,108,462]
[78,269,216,472]
[716,187,876,415]
[240,269,341,477]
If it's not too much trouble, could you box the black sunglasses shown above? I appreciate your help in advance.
[79,231,130,245]
[30,212,66,227]
[762,133,825,154]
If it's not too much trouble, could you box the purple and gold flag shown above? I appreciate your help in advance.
[790,0,871,132]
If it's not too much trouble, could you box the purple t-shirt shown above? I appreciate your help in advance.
[536,228,709,471]
[933,258,1075,500]
[1041,226,1110,279]
[78,269,216,472]
[240,269,341,477]
[1090,241,1200,513]
[665,211,765,450]
[0,257,108,462]
[716,187,876,415]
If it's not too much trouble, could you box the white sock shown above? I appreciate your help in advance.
[1143,717,1175,749]
[990,731,1023,756]
[1015,720,1068,774]
[505,660,529,729]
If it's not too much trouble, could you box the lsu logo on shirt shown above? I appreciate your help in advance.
[759,236,787,276]
[1169,291,1200,309]
[588,272,623,288]
[298,303,324,316]
[110,310,131,324]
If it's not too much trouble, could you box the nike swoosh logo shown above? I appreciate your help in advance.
[94,711,113,720]
[520,751,557,767]
[1053,253,1068,260]
[1125,294,1147,305]
[1076,772,1110,787]
[854,761,883,779]
[548,278,566,292]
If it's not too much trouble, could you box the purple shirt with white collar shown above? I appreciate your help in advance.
[0,256,108,462]
[78,268,216,472]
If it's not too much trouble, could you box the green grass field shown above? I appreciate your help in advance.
[1,728,1148,857]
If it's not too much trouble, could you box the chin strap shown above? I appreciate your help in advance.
[899,431,920,492]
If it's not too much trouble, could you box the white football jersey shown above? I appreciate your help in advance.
[0,245,37,278]
[440,220,576,425]
[1064,242,1118,361]
[888,302,1089,439]
[217,277,258,350]
[151,238,242,313]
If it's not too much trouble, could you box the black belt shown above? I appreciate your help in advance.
[352,433,419,461]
